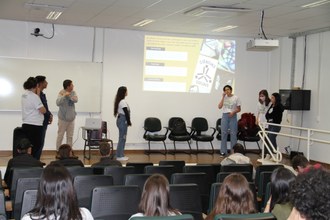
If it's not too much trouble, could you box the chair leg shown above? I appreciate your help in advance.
[187,141,192,154]
[209,141,214,154]
[162,141,167,154]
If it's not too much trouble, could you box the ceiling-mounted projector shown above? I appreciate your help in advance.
[246,39,279,51]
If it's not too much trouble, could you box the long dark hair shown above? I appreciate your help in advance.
[259,89,271,106]
[29,164,82,220]
[138,174,180,216]
[113,86,127,117]
[269,167,295,211]
[23,77,37,90]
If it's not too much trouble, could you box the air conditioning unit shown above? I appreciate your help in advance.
[246,39,279,51]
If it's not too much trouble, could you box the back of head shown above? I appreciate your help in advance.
[291,155,309,171]
[99,142,110,156]
[139,174,177,216]
[17,138,32,154]
[58,144,72,159]
[270,167,295,210]
[23,77,37,90]
[233,143,245,155]
[35,75,46,83]
[214,173,256,215]
[31,164,81,219]
[290,168,330,220]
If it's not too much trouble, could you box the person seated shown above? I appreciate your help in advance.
[264,167,296,220]
[50,144,84,167]
[91,142,122,167]
[129,174,181,219]
[21,163,93,220]
[4,138,44,188]
[291,154,322,174]
[220,143,251,165]
[205,173,257,220]
[288,168,330,220]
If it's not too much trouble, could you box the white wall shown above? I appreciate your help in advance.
[1,19,329,163]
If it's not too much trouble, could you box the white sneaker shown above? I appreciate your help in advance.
[117,156,129,161]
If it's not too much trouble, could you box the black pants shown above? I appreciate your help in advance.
[22,123,43,159]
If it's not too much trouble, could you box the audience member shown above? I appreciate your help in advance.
[4,138,44,188]
[205,173,256,220]
[50,144,84,167]
[291,154,322,174]
[288,168,330,220]
[129,174,181,219]
[91,142,122,167]
[264,167,296,220]
[220,143,251,165]
[21,163,93,220]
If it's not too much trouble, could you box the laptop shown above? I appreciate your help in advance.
[83,118,102,130]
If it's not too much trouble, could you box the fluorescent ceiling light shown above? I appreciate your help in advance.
[212,25,238,32]
[133,19,155,27]
[301,0,330,8]
[185,6,250,17]
[46,11,62,20]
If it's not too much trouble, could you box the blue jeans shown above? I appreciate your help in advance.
[221,113,238,154]
[116,115,127,157]
[266,124,281,154]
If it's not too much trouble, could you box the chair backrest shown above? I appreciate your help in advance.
[214,213,276,220]
[10,167,43,201]
[159,160,185,173]
[144,165,175,181]
[144,117,162,132]
[103,166,135,185]
[91,185,141,220]
[220,164,253,177]
[171,172,210,214]
[0,190,6,218]
[66,166,94,179]
[217,172,252,183]
[73,175,114,209]
[183,165,216,183]
[169,184,203,220]
[130,214,194,220]
[257,171,273,202]
[101,121,108,138]
[216,118,230,141]
[124,173,152,191]
[126,162,154,174]
[13,177,40,220]
[168,117,188,135]
[255,165,283,186]
[191,117,209,132]
[20,189,38,219]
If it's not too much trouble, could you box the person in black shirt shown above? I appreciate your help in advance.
[50,144,84,167]
[4,138,44,188]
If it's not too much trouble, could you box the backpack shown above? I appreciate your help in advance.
[238,113,259,138]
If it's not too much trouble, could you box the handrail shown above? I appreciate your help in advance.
[258,125,282,163]
[259,122,330,161]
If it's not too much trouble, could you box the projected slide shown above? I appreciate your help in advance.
[143,35,236,93]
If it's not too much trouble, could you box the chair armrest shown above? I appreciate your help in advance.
[210,127,216,136]
[163,127,169,136]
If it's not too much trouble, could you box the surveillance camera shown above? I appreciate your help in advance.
[31,28,43,37]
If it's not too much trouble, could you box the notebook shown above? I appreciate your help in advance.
[83,118,102,130]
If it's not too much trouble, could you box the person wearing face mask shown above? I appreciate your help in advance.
[256,89,271,128]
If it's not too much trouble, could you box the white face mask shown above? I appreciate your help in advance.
[259,96,266,102]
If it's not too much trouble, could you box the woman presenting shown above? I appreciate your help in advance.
[114,86,131,161]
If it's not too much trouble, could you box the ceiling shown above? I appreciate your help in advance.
[0,0,329,38]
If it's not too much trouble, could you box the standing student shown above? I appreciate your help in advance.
[21,77,46,159]
[113,86,131,161]
[56,79,78,151]
[265,92,284,156]
[218,85,241,156]
[256,89,271,127]
[35,75,53,159]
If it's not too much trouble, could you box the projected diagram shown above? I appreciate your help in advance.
[143,35,236,93]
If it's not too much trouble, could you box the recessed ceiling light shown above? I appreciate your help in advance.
[301,0,330,8]
[46,11,62,20]
[133,19,155,27]
[212,25,238,32]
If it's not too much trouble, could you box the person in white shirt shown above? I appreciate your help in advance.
[113,86,131,161]
[218,85,241,156]
[21,77,46,159]
[256,89,271,128]
[21,163,94,220]
[129,174,181,219]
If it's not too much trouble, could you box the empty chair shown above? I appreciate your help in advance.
[126,162,154,174]
[169,184,203,220]
[90,185,141,220]
[171,173,210,214]
[130,214,194,220]
[144,165,175,181]
[159,160,185,173]
[214,213,276,220]
[73,175,114,209]
[220,164,253,177]
[257,171,273,204]
[20,189,38,219]
[237,113,261,154]
[190,117,216,154]
[66,166,94,179]
[82,121,113,160]
[184,164,216,184]
[13,177,40,220]
[254,164,283,186]
[103,166,135,185]
[167,117,192,154]
[217,172,252,183]
[124,174,152,191]
[143,117,169,155]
